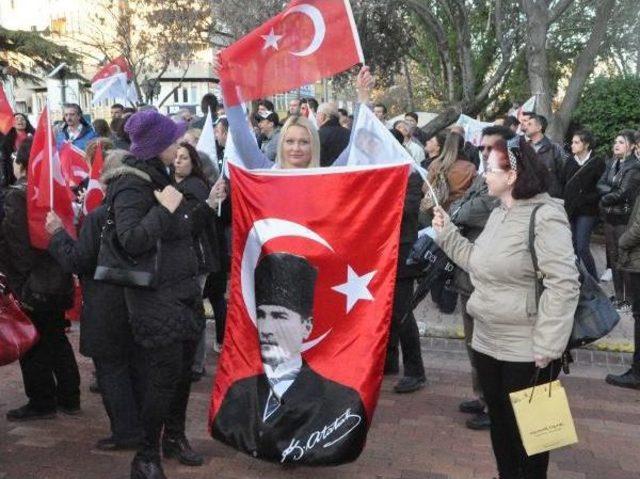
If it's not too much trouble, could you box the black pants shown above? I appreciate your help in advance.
[386,277,425,378]
[204,271,228,344]
[627,272,640,370]
[94,349,146,443]
[137,340,197,461]
[19,310,80,411]
[474,350,561,479]
[603,222,629,301]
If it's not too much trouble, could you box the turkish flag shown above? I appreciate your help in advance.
[219,0,364,105]
[27,107,77,249]
[83,140,105,215]
[91,55,133,83]
[59,142,90,188]
[209,162,409,465]
[0,84,14,134]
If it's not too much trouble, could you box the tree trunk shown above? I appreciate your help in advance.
[421,105,463,139]
[403,58,415,111]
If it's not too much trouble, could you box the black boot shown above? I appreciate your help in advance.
[393,376,426,393]
[130,456,166,479]
[6,404,56,422]
[162,436,203,466]
[606,368,640,390]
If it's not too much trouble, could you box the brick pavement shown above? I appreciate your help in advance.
[1,326,639,479]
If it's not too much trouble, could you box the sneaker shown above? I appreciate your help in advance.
[6,404,56,422]
[459,399,484,414]
[466,412,491,430]
[393,376,426,394]
[605,369,640,390]
[600,268,612,282]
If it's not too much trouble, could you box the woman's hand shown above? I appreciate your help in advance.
[355,65,374,104]
[45,211,64,235]
[533,354,552,369]
[208,177,228,208]
[154,185,184,214]
[431,205,450,234]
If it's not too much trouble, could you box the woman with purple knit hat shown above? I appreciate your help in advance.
[105,110,218,479]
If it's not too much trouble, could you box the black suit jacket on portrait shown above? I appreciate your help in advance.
[212,361,368,465]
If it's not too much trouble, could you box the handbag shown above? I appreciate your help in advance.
[0,275,39,366]
[528,204,620,349]
[509,367,578,456]
[94,205,161,289]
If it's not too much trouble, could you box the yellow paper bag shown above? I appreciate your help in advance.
[509,379,578,456]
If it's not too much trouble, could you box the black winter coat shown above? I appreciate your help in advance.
[0,178,73,312]
[563,154,606,218]
[175,175,220,276]
[534,136,567,198]
[48,205,133,358]
[397,172,423,279]
[597,156,640,225]
[319,118,351,167]
[108,156,207,348]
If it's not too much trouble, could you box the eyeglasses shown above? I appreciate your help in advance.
[480,145,493,152]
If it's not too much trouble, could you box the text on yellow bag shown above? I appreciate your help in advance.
[509,379,578,456]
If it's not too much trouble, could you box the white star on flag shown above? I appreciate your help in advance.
[332,266,376,314]
[261,28,283,50]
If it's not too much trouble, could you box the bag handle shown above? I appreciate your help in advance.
[528,204,545,302]
[528,362,555,403]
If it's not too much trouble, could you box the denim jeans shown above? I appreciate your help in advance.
[570,215,598,279]
[94,350,146,443]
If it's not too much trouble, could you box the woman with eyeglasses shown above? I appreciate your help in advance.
[432,136,580,479]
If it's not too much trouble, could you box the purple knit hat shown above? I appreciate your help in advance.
[125,110,187,160]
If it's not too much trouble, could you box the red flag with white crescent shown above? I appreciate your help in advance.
[0,83,14,134]
[83,141,105,214]
[59,142,89,188]
[91,56,133,83]
[219,0,364,105]
[27,107,77,249]
[209,162,409,465]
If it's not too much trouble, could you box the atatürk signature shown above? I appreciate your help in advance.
[280,408,363,463]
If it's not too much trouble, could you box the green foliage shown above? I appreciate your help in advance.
[572,76,640,156]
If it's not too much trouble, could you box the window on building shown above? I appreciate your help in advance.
[173,89,179,103]
[190,86,197,104]
[182,88,188,103]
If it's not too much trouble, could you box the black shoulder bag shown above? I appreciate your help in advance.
[94,204,161,289]
[528,204,620,351]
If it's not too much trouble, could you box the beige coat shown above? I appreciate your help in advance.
[436,193,580,362]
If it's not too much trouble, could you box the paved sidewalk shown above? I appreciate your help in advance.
[1,327,639,479]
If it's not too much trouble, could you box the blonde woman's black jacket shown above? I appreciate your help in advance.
[597,156,640,225]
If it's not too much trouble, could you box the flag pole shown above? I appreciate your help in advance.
[46,101,54,211]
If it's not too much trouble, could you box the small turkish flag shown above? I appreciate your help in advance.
[209,162,409,465]
[219,0,364,105]
[59,142,90,188]
[27,107,77,249]
[0,83,14,134]
[83,141,105,215]
[91,56,133,83]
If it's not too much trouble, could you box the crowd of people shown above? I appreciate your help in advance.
[0,59,639,479]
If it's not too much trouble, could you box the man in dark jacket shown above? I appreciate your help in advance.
[213,253,367,465]
[113,111,216,479]
[0,139,80,421]
[527,114,566,198]
[447,125,513,430]
[45,151,145,451]
[317,103,351,167]
[385,171,427,393]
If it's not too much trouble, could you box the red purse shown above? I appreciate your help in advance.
[0,275,39,366]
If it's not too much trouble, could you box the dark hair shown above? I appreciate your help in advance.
[427,131,447,151]
[389,128,404,144]
[616,129,636,146]
[493,137,549,199]
[503,116,519,129]
[521,111,536,120]
[481,125,515,141]
[92,119,111,138]
[177,142,208,184]
[63,103,89,127]
[200,93,219,115]
[634,130,640,144]
[405,112,418,122]
[303,97,318,111]
[373,103,387,114]
[572,129,595,150]
[215,117,229,132]
[111,103,124,110]
[258,99,275,111]
[338,108,348,117]
[4,114,35,153]
[530,114,548,133]
[15,137,33,174]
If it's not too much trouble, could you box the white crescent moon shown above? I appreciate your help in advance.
[240,218,334,351]
[284,4,326,57]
